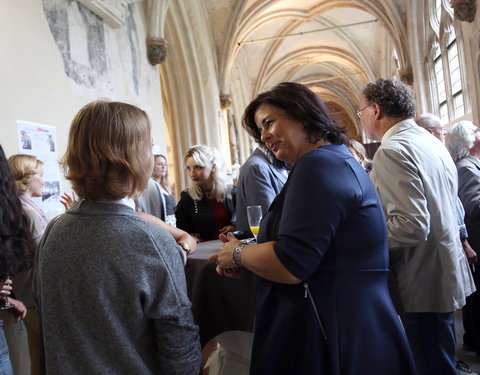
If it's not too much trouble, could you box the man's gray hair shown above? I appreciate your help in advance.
[445,121,477,162]
[415,113,442,131]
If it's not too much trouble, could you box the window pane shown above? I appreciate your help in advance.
[435,0,442,23]
[448,40,463,94]
[435,58,447,103]
[434,44,441,59]
[447,29,456,46]
[454,93,465,118]
[440,102,449,122]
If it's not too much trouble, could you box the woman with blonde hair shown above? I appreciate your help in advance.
[33,100,200,374]
[151,150,176,226]
[8,154,47,375]
[8,155,47,244]
[176,144,236,241]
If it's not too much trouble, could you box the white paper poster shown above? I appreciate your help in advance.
[16,120,63,216]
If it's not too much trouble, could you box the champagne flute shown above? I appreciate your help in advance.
[247,205,262,240]
[0,276,13,310]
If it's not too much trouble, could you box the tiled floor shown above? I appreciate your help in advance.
[455,310,480,373]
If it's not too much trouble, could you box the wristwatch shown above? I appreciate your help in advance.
[178,242,191,255]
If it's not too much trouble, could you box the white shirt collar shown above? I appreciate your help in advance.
[116,196,136,210]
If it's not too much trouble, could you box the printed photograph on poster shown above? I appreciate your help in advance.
[16,120,63,215]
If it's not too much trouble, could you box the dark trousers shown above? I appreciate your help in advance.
[400,312,456,375]
[463,266,480,352]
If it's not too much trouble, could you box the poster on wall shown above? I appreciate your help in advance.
[16,120,63,217]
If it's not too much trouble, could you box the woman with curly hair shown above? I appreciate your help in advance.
[0,144,33,375]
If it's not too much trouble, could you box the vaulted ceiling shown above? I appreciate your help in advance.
[203,0,410,140]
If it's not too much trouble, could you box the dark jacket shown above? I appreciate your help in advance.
[457,155,480,252]
[175,186,237,241]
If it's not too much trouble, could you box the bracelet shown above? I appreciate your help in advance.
[232,243,247,267]
[178,242,191,255]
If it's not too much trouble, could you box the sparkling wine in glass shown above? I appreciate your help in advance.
[0,276,13,310]
[247,205,262,240]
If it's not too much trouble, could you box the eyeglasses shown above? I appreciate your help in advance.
[356,104,372,119]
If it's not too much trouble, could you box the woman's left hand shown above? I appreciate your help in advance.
[209,233,243,278]
[218,225,235,235]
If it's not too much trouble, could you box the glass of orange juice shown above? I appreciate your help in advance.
[247,205,262,240]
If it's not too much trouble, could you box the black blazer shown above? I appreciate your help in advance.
[175,186,237,241]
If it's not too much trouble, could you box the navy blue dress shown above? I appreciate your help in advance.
[251,145,416,375]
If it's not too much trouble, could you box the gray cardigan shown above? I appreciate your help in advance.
[34,200,201,374]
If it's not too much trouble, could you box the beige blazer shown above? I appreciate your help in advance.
[370,119,475,313]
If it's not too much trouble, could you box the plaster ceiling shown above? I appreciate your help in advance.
[203,0,409,140]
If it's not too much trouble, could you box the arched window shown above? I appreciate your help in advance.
[427,0,467,122]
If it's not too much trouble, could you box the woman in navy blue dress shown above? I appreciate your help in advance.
[213,82,416,375]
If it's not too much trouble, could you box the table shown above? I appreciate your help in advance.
[185,240,257,347]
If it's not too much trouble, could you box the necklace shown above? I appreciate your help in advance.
[201,182,215,194]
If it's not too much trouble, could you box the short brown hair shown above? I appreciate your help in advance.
[61,100,152,200]
[8,154,44,194]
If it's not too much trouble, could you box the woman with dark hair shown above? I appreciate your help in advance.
[33,101,200,374]
[213,82,416,374]
[0,144,33,375]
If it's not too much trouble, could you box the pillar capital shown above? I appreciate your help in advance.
[220,94,233,110]
[399,69,414,85]
[451,0,477,22]
[147,37,168,65]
